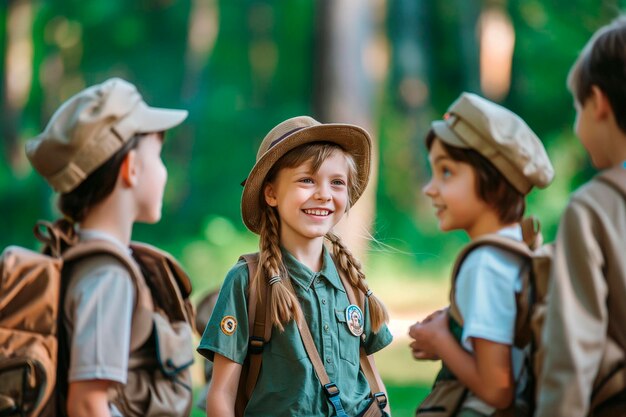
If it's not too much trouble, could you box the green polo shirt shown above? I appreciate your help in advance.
[198,246,393,416]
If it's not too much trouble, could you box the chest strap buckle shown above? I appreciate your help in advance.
[373,392,387,409]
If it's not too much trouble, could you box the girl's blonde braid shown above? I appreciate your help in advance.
[326,231,389,332]
[256,205,303,332]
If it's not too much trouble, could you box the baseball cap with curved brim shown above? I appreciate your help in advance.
[241,116,372,234]
[26,77,188,193]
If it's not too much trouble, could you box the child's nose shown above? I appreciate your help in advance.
[315,184,332,201]
[422,180,436,197]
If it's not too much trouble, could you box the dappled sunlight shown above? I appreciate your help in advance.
[479,8,515,101]
[6,1,33,110]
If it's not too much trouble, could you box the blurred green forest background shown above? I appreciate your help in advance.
[0,0,622,415]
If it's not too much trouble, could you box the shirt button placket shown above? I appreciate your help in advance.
[315,274,334,376]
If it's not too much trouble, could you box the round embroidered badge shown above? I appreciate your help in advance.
[345,304,364,337]
[220,316,237,335]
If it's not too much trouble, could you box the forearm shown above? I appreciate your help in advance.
[436,333,513,408]
[206,353,241,417]
[206,388,236,417]
[67,381,112,417]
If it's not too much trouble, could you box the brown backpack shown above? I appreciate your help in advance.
[0,220,196,417]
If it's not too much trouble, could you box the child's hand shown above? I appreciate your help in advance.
[409,340,440,361]
[407,309,449,360]
[421,308,448,323]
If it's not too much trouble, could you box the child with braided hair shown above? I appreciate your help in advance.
[197,116,392,417]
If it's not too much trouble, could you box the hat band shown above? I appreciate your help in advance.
[47,129,126,193]
[269,126,306,149]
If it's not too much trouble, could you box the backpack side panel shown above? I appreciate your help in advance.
[0,246,63,417]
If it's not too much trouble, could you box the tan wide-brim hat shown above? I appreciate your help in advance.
[26,77,188,193]
[241,116,372,234]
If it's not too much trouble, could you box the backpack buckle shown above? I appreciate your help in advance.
[248,336,264,354]
[373,392,387,409]
[323,382,340,398]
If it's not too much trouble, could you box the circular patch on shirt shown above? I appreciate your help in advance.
[345,304,364,337]
[220,316,237,335]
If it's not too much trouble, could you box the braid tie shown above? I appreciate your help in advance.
[268,276,282,286]
[258,205,303,332]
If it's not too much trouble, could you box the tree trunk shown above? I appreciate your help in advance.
[314,0,382,259]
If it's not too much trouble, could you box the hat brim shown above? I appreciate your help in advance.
[431,120,470,149]
[241,123,372,234]
[134,102,188,134]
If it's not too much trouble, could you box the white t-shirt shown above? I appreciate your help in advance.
[63,230,134,417]
[455,224,528,413]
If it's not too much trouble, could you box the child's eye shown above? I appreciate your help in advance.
[442,167,452,178]
[299,178,314,184]
[331,179,346,186]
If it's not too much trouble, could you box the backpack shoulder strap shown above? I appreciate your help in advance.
[61,240,154,350]
[597,166,626,198]
[448,233,534,326]
[62,240,143,281]
[238,253,270,400]
[130,242,194,325]
[333,257,387,409]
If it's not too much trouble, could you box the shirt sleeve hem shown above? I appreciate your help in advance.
[462,324,512,346]
[68,368,127,384]
[197,343,245,365]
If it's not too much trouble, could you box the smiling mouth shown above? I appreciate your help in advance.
[303,209,332,216]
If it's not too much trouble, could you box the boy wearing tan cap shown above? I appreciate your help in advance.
[408,92,554,416]
[26,78,192,417]
[536,17,626,417]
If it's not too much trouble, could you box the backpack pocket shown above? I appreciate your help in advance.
[416,378,468,417]
[152,313,194,380]
[112,313,194,417]
[0,328,55,417]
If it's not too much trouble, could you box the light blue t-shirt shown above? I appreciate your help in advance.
[455,225,528,413]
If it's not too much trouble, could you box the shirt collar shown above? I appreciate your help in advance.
[496,223,522,241]
[78,228,131,254]
[281,245,346,292]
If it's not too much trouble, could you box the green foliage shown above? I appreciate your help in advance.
[1,4,621,413]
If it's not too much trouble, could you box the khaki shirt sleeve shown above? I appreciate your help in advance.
[197,260,250,364]
[537,199,608,417]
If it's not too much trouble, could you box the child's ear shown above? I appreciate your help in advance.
[120,150,138,187]
[591,85,612,120]
[264,183,278,207]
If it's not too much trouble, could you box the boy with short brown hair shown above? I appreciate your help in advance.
[536,16,626,417]
[26,78,194,417]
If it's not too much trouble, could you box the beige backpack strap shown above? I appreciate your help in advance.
[448,233,534,329]
[130,242,194,326]
[333,259,388,411]
[279,276,345,406]
[62,240,154,350]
